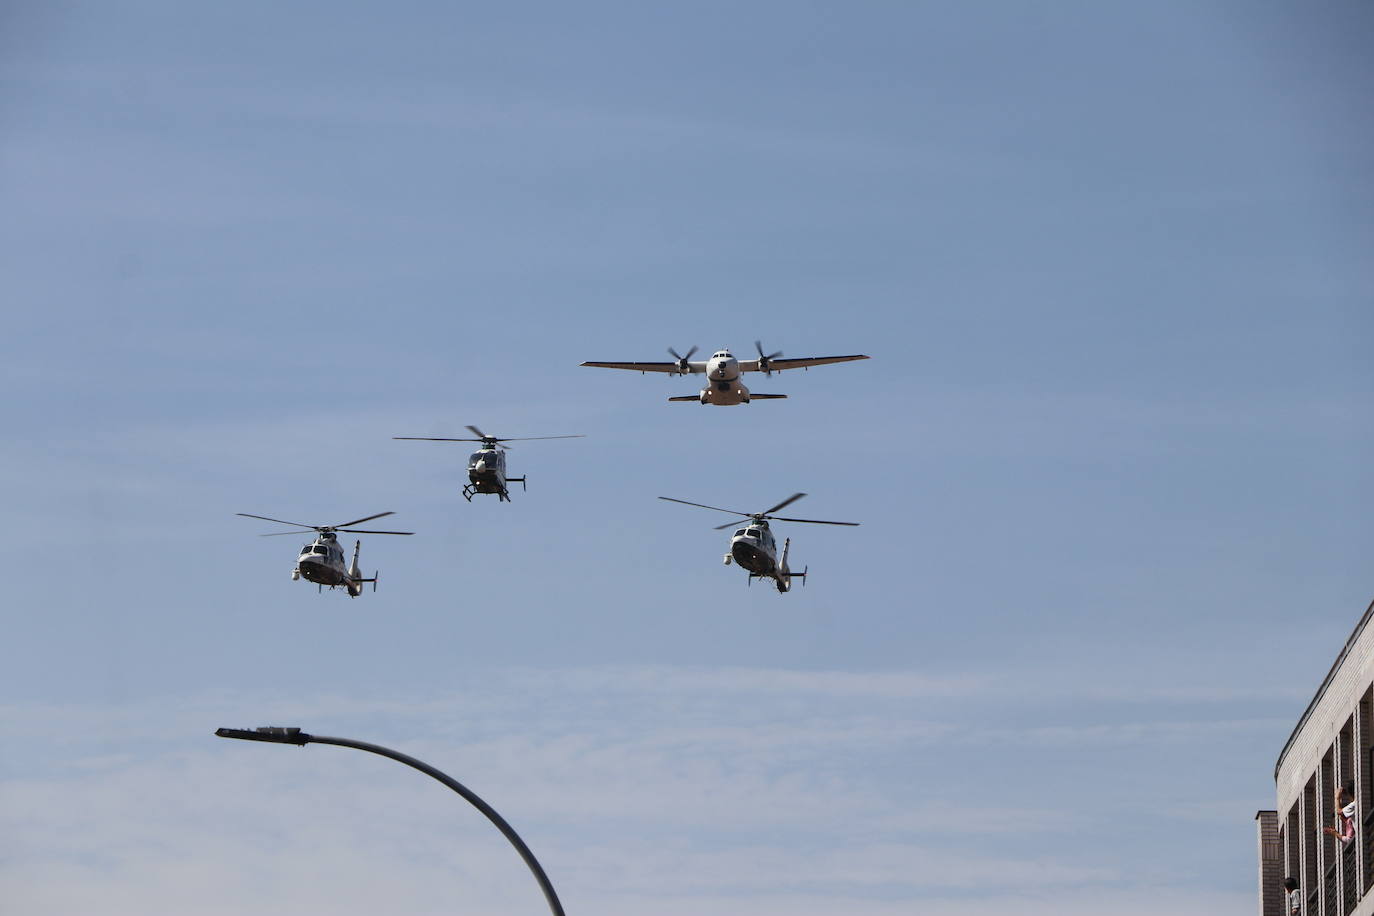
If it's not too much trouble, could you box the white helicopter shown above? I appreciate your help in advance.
[393,426,585,502]
[658,492,858,592]
[581,341,869,405]
[236,511,413,597]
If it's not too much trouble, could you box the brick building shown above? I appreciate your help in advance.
[1259,599,1374,916]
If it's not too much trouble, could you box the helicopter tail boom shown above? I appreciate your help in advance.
[346,540,377,597]
[778,538,806,593]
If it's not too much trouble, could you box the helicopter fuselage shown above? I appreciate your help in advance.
[728,521,777,576]
[660,493,844,594]
[240,510,403,598]
[394,429,580,501]
[292,534,370,597]
[724,522,802,592]
[465,447,524,501]
[296,534,347,585]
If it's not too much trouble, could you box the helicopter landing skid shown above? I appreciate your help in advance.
[463,477,526,502]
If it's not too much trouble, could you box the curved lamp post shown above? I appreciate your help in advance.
[215,726,566,916]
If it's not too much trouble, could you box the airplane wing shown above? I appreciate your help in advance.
[581,361,704,374]
[738,354,869,373]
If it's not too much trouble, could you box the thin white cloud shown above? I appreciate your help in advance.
[3,665,1260,914]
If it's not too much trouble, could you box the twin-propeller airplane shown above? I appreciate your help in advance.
[581,341,868,405]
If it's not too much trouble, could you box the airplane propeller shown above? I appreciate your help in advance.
[754,340,783,375]
[668,346,698,375]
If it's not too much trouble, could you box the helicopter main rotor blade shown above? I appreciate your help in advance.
[770,516,860,526]
[464,425,508,447]
[487,435,587,442]
[237,512,318,529]
[658,496,750,516]
[762,493,807,516]
[260,530,313,537]
[337,528,414,535]
[714,520,743,530]
[393,437,481,442]
[331,511,395,529]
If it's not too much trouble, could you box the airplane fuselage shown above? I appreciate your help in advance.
[706,352,740,381]
[693,351,756,405]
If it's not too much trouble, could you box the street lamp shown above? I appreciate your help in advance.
[216,726,566,916]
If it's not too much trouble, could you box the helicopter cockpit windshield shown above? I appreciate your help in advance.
[468,451,491,468]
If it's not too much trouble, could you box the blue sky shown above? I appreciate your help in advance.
[2,2,1372,913]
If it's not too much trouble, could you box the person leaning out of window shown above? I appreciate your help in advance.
[1323,782,1357,846]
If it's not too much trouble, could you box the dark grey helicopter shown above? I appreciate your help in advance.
[394,426,584,502]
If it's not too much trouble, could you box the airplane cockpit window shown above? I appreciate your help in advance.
[312,546,328,555]
[734,529,747,537]
[747,528,761,537]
